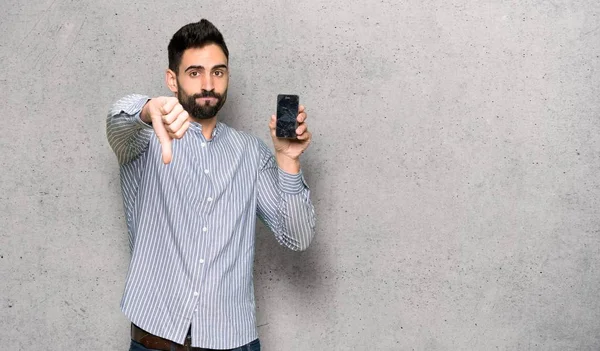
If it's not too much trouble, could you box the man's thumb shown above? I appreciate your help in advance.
[153,121,173,164]
[160,138,173,164]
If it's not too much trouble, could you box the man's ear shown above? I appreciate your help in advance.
[166,69,178,94]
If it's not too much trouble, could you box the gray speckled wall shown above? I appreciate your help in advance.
[1,0,599,350]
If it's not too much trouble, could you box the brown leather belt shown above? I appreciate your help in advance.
[131,323,216,351]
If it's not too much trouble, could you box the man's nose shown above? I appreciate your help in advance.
[202,72,214,91]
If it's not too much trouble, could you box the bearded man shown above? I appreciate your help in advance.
[106,19,316,351]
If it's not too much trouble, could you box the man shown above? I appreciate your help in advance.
[106,19,316,351]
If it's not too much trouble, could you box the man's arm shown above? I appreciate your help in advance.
[106,94,190,165]
[106,94,153,165]
[256,105,316,251]
[256,142,316,251]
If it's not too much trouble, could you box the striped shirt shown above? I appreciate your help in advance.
[106,94,316,349]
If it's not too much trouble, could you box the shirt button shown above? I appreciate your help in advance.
[199,258,205,264]
[202,227,208,232]
[204,169,209,174]
[207,197,213,202]
[201,142,206,147]
[193,291,199,297]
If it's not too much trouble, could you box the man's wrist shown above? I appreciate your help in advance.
[275,152,301,174]
[140,100,152,124]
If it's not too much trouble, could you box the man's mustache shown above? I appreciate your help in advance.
[192,90,222,99]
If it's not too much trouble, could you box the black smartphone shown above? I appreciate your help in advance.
[276,94,299,139]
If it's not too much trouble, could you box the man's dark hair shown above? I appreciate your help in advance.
[168,19,229,73]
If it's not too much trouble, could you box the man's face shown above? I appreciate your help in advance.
[173,44,229,120]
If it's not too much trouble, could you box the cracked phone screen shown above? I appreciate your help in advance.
[276,94,299,139]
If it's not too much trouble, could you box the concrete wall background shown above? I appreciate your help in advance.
[1,0,599,349]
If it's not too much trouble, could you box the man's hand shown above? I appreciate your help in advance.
[269,105,312,174]
[141,97,190,164]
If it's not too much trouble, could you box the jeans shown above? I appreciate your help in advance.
[129,338,261,351]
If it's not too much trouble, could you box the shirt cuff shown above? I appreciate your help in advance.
[278,168,309,194]
[126,95,152,130]
[134,109,153,130]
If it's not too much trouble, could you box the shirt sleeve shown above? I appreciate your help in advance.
[256,140,317,251]
[106,94,153,165]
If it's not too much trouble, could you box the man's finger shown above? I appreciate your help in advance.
[160,98,179,116]
[166,109,189,134]
[296,124,308,136]
[161,139,173,164]
[298,105,305,114]
[269,115,276,130]
[297,112,307,123]
[173,120,191,139]
[297,130,311,141]
[153,119,173,164]
[163,104,184,125]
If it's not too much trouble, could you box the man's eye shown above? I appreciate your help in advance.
[214,71,224,77]
[190,71,199,77]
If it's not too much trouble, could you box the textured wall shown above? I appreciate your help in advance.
[1,0,599,350]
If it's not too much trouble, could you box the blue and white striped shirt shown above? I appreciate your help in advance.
[106,94,316,349]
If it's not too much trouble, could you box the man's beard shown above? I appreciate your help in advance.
[177,83,227,120]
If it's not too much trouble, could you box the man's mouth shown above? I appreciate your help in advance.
[196,97,218,105]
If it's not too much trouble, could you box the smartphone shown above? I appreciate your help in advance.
[276,94,299,139]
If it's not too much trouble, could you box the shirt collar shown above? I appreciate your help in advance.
[188,121,224,140]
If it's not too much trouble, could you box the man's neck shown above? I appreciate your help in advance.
[194,117,218,140]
